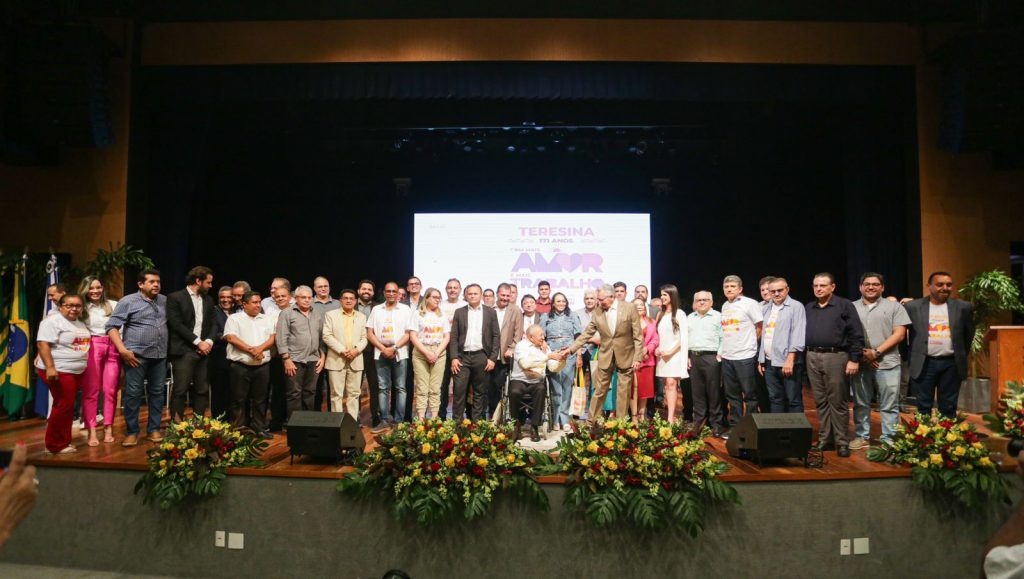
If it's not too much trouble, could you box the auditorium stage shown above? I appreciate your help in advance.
[3,389,1014,483]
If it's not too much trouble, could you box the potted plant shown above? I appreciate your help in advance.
[957,268,1024,412]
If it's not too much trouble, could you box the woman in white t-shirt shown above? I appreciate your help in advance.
[35,294,91,455]
[409,288,451,420]
[655,284,689,423]
[77,276,120,446]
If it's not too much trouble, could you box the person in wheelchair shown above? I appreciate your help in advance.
[509,325,564,442]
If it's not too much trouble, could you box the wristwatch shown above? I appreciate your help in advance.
[873,349,882,358]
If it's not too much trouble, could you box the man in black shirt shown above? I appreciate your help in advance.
[804,273,864,458]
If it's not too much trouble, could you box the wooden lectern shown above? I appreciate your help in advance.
[986,326,1024,410]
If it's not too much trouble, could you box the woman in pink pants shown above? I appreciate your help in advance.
[78,276,120,446]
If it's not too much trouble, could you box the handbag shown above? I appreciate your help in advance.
[569,365,588,417]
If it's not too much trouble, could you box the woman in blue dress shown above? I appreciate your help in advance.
[539,292,581,431]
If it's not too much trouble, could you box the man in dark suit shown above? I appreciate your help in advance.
[207,285,234,418]
[166,266,217,422]
[449,284,500,420]
[903,271,975,418]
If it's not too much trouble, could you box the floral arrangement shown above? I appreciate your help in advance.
[867,413,1009,510]
[534,417,739,534]
[984,380,1024,439]
[134,415,267,510]
[337,418,548,524]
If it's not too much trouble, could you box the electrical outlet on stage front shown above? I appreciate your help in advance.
[215,530,226,547]
[853,537,870,555]
[840,539,851,555]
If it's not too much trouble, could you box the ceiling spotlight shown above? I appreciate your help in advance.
[507,145,516,152]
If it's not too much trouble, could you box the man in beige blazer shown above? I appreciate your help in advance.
[487,283,524,417]
[566,283,643,422]
[322,290,368,420]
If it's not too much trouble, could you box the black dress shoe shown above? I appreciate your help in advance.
[530,426,541,442]
[836,445,851,458]
[815,440,835,451]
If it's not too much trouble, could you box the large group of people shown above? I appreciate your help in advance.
[30,266,974,459]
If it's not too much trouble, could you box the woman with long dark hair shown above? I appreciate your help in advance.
[78,276,120,445]
[540,292,581,430]
[655,284,689,423]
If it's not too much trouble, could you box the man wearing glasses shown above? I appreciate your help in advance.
[757,278,806,414]
[687,291,725,436]
[366,281,413,431]
[850,273,911,449]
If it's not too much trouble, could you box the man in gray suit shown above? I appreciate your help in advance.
[903,271,975,418]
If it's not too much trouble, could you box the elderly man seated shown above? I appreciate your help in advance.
[509,324,563,442]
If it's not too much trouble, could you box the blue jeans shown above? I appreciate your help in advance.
[550,354,576,427]
[376,357,408,424]
[123,356,167,436]
[853,366,901,442]
[764,361,804,413]
[911,356,960,418]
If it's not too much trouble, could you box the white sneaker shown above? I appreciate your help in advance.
[848,438,870,450]
[96,414,104,425]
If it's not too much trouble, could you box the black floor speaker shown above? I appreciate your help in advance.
[725,413,812,465]
[286,411,365,460]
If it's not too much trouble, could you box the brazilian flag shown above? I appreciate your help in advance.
[0,264,7,378]
[1,259,32,415]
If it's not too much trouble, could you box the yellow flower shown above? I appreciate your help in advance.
[673,445,686,457]
[462,418,471,426]
[176,423,187,433]
[603,459,618,471]
[421,443,432,454]
[953,446,967,457]
[580,458,590,467]
[415,424,425,433]
[162,442,174,451]
[412,468,421,478]
[945,432,958,443]
[210,419,226,430]
[471,434,482,444]
[495,432,506,442]
[427,430,435,439]
[972,442,984,450]
[929,453,943,465]
[184,448,200,460]
[958,422,970,431]
[444,455,456,467]
[659,427,672,440]
[159,460,167,469]
[915,425,930,436]
[980,456,993,468]
[586,441,599,453]
[603,440,614,449]
[605,419,619,429]
[506,454,516,464]
[476,458,488,468]
[390,447,401,456]
[192,430,208,440]
[451,435,460,444]
[627,429,639,439]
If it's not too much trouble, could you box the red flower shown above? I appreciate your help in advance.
[598,448,609,456]
[646,432,655,440]
[939,420,953,429]
[430,462,441,472]
[653,451,664,461]
[908,420,919,429]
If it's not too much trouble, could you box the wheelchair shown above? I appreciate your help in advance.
[496,371,557,439]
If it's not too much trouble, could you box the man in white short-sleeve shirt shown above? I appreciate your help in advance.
[720,275,764,429]
[223,291,277,437]
[366,281,414,429]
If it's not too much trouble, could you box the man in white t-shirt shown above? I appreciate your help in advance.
[437,277,466,419]
[720,275,764,431]
[366,281,414,430]
[903,271,974,418]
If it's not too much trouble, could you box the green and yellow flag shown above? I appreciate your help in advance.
[0,262,8,378]
[1,258,33,415]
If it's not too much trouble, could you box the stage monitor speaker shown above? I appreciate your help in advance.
[725,413,812,464]
[286,412,365,459]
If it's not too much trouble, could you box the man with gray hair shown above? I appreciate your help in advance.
[261,277,294,315]
[757,278,806,413]
[566,284,643,422]
[688,290,725,436]
[720,275,763,433]
[276,285,326,422]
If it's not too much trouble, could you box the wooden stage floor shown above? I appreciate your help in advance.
[2,388,1014,483]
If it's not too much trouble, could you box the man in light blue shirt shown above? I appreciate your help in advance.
[757,278,806,413]
[688,291,725,436]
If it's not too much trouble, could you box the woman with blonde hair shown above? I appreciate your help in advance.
[77,276,120,445]
[632,298,659,423]
[409,287,450,420]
